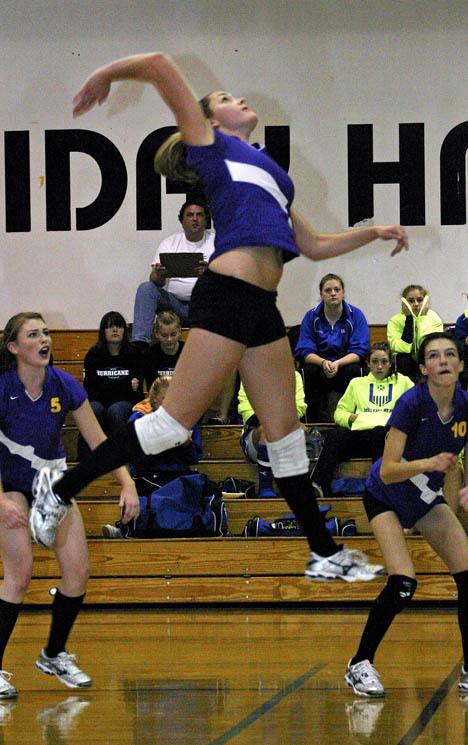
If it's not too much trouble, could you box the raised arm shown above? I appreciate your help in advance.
[291,208,408,261]
[72,52,213,146]
[379,427,457,484]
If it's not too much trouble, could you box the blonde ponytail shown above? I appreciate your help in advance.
[154,132,199,185]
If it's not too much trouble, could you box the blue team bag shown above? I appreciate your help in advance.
[135,473,228,537]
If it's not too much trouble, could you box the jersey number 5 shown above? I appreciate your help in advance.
[50,397,62,413]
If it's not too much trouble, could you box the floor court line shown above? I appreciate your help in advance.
[397,658,462,745]
[208,663,326,745]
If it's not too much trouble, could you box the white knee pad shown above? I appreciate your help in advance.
[134,406,191,456]
[266,428,309,478]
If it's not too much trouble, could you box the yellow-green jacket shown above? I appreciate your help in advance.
[387,309,443,360]
[334,372,414,431]
[238,371,307,425]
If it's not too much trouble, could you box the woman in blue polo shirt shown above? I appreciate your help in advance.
[344,331,468,698]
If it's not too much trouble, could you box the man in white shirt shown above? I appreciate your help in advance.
[132,200,215,347]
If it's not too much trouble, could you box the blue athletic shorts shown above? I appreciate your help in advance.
[363,489,446,529]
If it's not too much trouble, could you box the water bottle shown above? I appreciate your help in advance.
[308,426,323,461]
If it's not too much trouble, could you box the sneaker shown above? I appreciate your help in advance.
[305,547,385,582]
[102,524,124,539]
[30,467,68,548]
[36,650,92,689]
[345,659,385,697]
[459,665,468,693]
[0,671,18,699]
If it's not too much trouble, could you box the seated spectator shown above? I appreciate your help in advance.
[311,342,414,499]
[77,311,143,460]
[145,310,236,423]
[132,199,215,348]
[102,375,202,537]
[387,284,443,381]
[454,306,468,390]
[144,310,184,389]
[295,273,370,421]
[238,371,307,497]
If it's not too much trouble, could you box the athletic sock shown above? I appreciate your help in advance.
[274,473,339,556]
[352,607,396,666]
[454,570,468,666]
[55,422,144,503]
[352,575,416,664]
[0,599,21,668]
[45,590,85,658]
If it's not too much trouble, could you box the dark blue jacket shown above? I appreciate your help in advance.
[295,301,370,363]
[454,310,468,352]
[128,410,202,479]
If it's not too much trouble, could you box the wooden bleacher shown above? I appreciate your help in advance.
[48,324,389,383]
[12,328,463,605]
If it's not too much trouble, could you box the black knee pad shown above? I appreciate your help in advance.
[376,574,417,614]
[454,569,468,595]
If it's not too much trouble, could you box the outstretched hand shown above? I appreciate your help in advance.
[375,225,409,256]
[73,69,111,117]
[429,452,458,473]
[119,482,140,524]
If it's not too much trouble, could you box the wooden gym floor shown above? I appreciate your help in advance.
[1,606,466,744]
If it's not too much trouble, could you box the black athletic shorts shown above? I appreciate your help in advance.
[2,482,33,505]
[362,491,393,523]
[189,268,286,347]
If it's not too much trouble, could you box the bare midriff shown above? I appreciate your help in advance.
[209,245,284,291]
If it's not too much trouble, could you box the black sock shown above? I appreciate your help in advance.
[274,473,339,556]
[352,575,417,664]
[56,422,144,503]
[454,570,468,667]
[45,590,85,657]
[352,607,396,666]
[0,599,21,668]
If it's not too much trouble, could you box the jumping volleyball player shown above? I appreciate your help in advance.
[345,332,468,697]
[31,51,408,581]
[0,313,139,697]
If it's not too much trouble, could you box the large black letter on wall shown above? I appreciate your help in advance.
[348,124,425,226]
[136,126,177,230]
[4,131,31,232]
[45,130,127,231]
[137,125,213,229]
[440,121,468,225]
